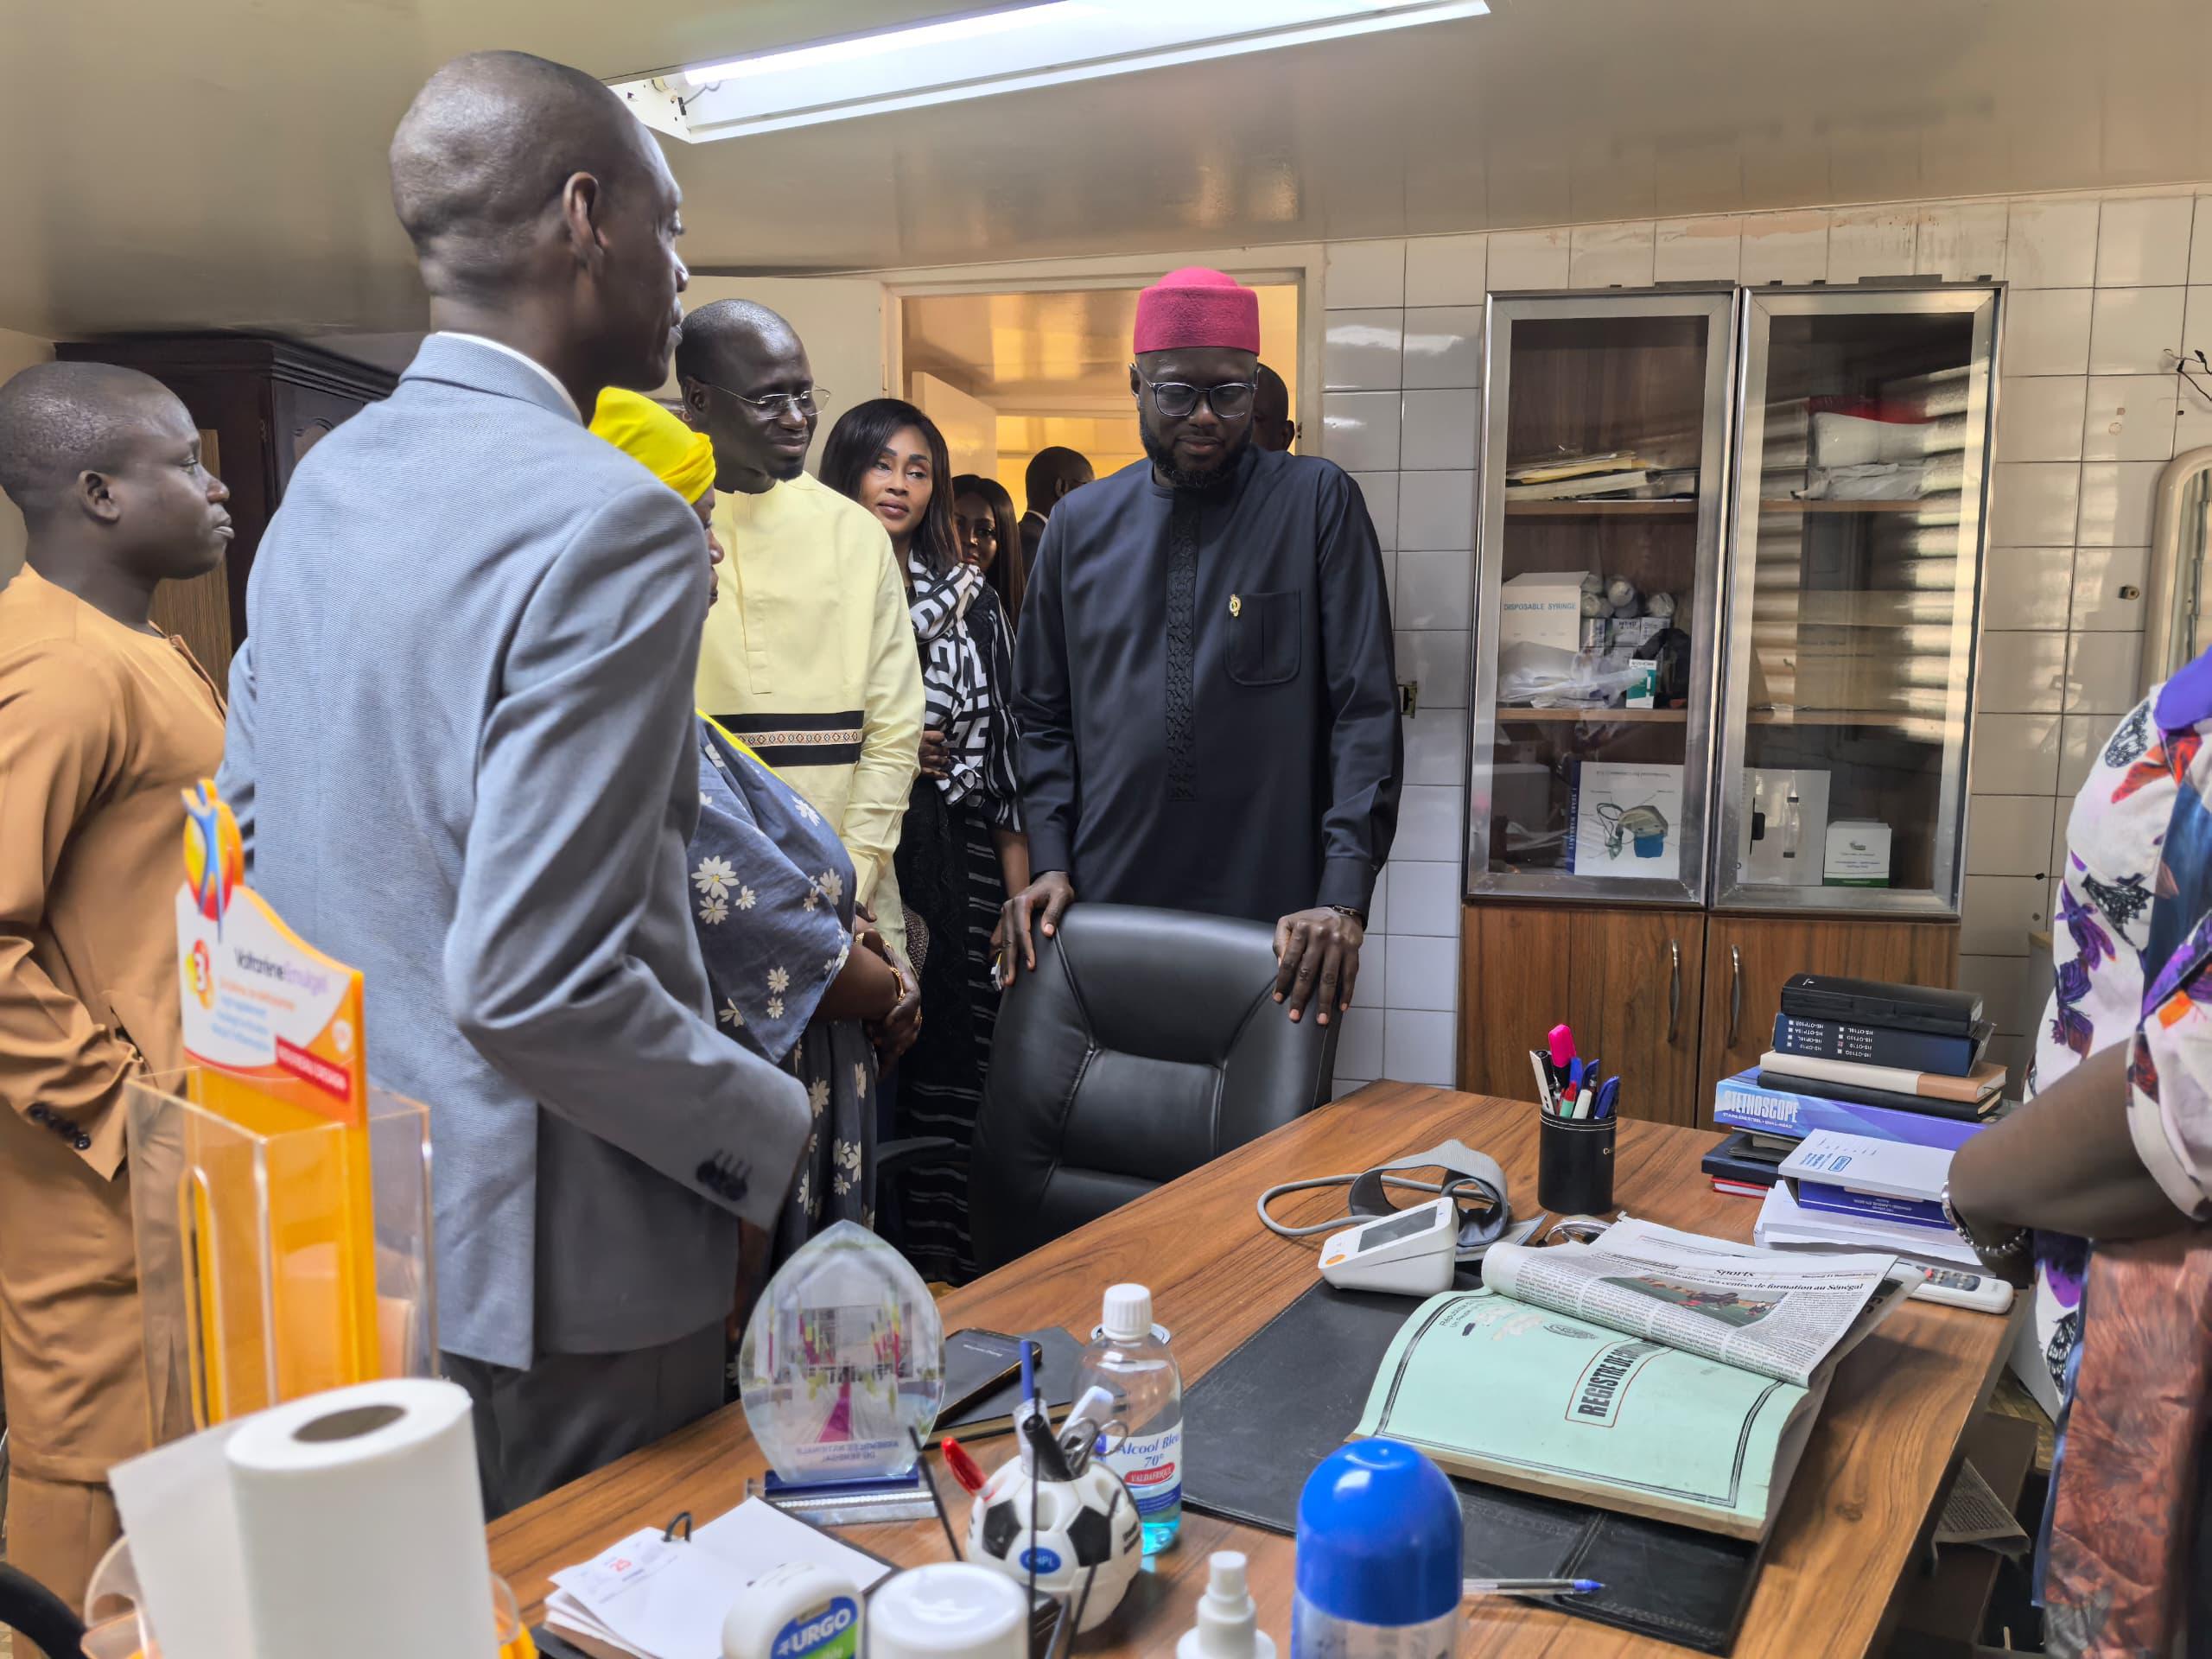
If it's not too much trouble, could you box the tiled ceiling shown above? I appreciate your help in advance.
[3,0,2209,341]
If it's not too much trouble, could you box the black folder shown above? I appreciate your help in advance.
[1180,1280,1763,1655]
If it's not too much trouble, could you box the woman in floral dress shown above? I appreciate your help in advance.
[587,390,910,1272]
[1954,647,2212,1654]
[2021,682,2201,1405]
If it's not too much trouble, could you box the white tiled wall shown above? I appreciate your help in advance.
[1318,185,2212,1097]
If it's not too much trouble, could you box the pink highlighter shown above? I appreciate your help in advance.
[1548,1024,1577,1074]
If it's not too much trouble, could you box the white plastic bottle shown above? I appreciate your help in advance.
[1179,1552,1277,1659]
[1072,1283,1183,1554]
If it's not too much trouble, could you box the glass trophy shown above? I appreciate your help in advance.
[738,1220,945,1491]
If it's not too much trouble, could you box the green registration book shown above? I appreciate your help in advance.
[1351,1220,1916,1540]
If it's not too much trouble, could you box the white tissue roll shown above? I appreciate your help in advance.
[224,1376,496,1659]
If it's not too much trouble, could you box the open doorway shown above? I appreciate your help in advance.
[899,284,1300,502]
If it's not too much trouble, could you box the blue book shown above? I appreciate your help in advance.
[1770,1013,1987,1077]
[1712,1071,1988,1150]
[1790,1184,1951,1230]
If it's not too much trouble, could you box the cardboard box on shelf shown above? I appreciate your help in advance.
[1824,819,1893,887]
[1500,571,1589,655]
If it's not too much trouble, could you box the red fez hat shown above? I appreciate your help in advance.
[1133,267,1261,355]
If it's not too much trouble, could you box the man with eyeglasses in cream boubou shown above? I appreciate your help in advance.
[1003,268,1402,1033]
[678,301,927,967]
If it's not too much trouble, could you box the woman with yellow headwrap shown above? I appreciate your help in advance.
[589,390,916,1314]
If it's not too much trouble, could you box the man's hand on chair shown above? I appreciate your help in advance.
[1274,906,1363,1027]
[998,871,1076,988]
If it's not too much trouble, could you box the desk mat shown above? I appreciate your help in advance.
[1179,1279,1762,1655]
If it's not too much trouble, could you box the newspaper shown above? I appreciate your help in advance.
[1935,1459,2032,1555]
[1483,1217,1919,1388]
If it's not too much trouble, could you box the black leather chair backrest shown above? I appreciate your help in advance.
[969,904,1339,1271]
[0,1563,87,1659]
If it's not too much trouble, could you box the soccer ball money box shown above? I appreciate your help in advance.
[967,1455,1142,1631]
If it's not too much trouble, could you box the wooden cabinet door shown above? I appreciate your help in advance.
[1458,905,1573,1103]
[1565,909,1707,1127]
[1459,905,1705,1126]
[1696,915,1961,1116]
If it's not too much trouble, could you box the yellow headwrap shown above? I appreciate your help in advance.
[588,386,719,505]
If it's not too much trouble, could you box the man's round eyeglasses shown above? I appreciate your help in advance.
[696,380,830,418]
[1138,376,1257,420]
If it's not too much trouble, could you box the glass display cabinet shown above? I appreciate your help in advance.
[1457,283,1999,1126]
[1467,289,1739,906]
[1713,285,2000,915]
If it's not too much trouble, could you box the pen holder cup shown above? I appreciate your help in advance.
[1537,1111,1617,1215]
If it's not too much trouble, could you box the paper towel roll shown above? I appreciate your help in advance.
[225,1376,496,1659]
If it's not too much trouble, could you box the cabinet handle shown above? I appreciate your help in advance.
[1667,940,1682,1041]
[1727,945,1744,1047]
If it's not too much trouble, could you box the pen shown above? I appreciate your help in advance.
[1464,1577,1603,1599]
[1595,1077,1619,1120]
[1573,1087,1592,1119]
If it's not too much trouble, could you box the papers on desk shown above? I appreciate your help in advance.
[544,1498,892,1659]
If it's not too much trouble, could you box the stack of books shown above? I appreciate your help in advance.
[1700,975,2005,1268]
[1757,1132,1978,1270]
[1702,974,2003,1199]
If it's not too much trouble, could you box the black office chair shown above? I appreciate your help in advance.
[0,1563,86,1659]
[969,903,1340,1271]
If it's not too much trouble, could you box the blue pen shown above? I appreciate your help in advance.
[1019,1337,1038,1405]
[1595,1077,1619,1120]
[1567,1058,1585,1095]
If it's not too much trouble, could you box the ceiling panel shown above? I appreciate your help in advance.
[1,0,2207,342]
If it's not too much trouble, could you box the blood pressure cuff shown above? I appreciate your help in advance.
[1182,1280,1762,1654]
[1347,1139,1510,1256]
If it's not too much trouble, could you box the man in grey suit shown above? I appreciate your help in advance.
[216,51,809,1515]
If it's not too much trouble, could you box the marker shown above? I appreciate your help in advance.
[939,1437,987,1495]
[1464,1577,1603,1599]
[1548,1025,1576,1074]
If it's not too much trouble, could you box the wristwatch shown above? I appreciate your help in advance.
[1939,1180,2031,1260]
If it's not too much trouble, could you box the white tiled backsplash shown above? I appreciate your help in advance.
[1317,184,2212,1101]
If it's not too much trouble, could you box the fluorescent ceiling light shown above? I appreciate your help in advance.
[611,1,1489,143]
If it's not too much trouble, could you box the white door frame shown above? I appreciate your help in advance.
[865,241,1327,448]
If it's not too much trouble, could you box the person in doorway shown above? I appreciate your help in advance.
[823,402,1027,1283]
[1019,444,1092,576]
[216,52,810,1518]
[588,388,915,1288]
[1252,363,1299,453]
[677,300,926,957]
[0,361,231,1625]
[952,472,1026,631]
[1003,267,1401,1030]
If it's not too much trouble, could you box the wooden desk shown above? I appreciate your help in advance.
[491,1084,2016,1657]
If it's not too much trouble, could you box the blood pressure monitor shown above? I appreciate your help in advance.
[1318,1197,1460,1295]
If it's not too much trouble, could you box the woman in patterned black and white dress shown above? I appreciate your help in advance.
[823,401,1027,1282]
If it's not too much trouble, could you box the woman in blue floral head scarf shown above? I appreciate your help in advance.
[588,391,917,1281]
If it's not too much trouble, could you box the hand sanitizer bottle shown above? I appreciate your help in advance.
[1071,1284,1182,1554]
